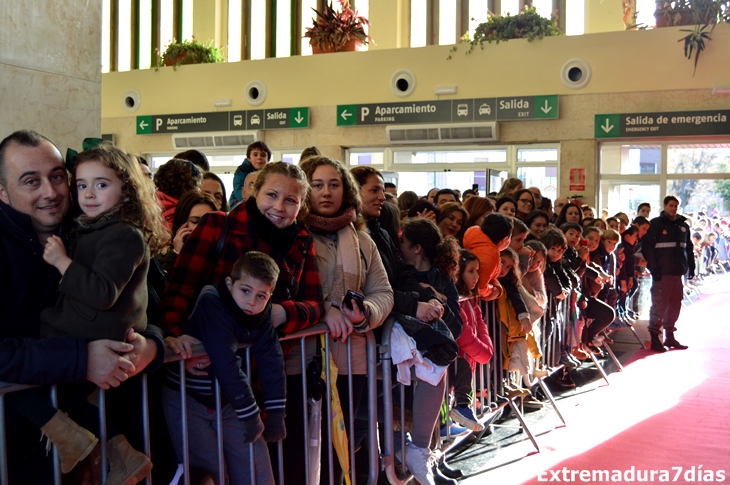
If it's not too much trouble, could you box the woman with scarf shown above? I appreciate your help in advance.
[294,156,393,485]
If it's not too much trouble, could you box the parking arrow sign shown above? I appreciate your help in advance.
[136,116,152,134]
[595,114,621,138]
[337,105,357,126]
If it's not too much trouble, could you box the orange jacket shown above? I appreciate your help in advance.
[463,226,502,300]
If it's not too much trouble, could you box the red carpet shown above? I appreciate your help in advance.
[464,286,730,485]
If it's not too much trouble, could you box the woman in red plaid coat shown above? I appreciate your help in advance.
[159,162,325,479]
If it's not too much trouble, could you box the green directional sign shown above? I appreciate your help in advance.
[289,107,309,128]
[534,95,559,119]
[337,105,357,126]
[136,116,152,134]
[595,110,730,138]
[595,114,621,138]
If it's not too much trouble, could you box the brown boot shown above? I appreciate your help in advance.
[40,410,98,474]
[103,435,152,485]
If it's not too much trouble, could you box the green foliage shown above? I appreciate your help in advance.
[303,0,372,52]
[679,23,714,76]
[449,7,562,59]
[156,38,224,69]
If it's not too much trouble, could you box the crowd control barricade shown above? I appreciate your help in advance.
[0,324,380,485]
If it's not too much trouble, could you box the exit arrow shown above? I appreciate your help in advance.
[601,119,615,133]
[295,111,304,124]
[139,120,148,130]
[341,110,352,121]
[540,100,552,114]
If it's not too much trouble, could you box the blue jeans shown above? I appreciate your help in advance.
[162,386,274,485]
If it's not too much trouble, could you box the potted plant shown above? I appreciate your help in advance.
[655,0,727,27]
[304,0,373,53]
[156,37,224,68]
[449,6,562,58]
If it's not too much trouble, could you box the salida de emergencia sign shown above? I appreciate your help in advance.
[595,110,730,139]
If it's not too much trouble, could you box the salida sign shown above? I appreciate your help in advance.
[595,110,730,138]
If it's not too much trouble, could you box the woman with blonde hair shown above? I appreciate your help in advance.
[497,177,523,199]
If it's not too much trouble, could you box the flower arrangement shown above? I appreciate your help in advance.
[304,0,373,53]
[156,38,224,69]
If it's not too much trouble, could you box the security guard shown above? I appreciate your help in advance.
[642,195,694,352]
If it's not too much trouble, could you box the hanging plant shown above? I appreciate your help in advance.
[449,6,562,59]
[155,38,224,69]
[679,22,714,75]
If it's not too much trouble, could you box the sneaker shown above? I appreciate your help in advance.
[450,406,485,432]
[571,347,589,361]
[405,443,437,485]
[555,372,576,389]
[439,421,469,437]
[559,352,578,370]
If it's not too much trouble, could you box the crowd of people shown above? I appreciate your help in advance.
[1,130,725,485]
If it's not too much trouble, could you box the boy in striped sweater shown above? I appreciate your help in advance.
[163,252,285,485]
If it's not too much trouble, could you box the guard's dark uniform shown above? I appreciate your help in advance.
[642,209,694,349]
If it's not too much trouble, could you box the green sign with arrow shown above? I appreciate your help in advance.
[289,107,309,128]
[595,110,730,139]
[136,116,152,135]
[337,105,357,126]
[595,114,621,138]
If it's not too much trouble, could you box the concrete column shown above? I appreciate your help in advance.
[0,0,101,152]
[368,0,410,50]
[584,0,625,33]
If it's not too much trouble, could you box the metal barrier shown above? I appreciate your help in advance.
[0,324,380,485]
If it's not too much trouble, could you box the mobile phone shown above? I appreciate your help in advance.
[472,183,479,192]
[579,239,588,247]
[343,290,366,313]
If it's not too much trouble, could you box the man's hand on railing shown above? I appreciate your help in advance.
[165,334,201,359]
[86,340,135,389]
[121,328,158,377]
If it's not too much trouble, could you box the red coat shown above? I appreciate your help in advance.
[160,200,324,336]
[456,298,494,370]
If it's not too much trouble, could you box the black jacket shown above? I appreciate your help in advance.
[0,200,165,384]
[0,200,88,384]
[365,217,439,316]
[642,211,695,278]
[166,282,286,419]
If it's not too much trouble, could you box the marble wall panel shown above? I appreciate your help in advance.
[0,64,101,154]
[0,0,101,82]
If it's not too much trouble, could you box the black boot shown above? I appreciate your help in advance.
[439,460,463,479]
[650,333,667,352]
[433,462,459,485]
[664,331,688,350]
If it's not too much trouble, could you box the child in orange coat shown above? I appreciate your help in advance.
[463,213,514,301]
